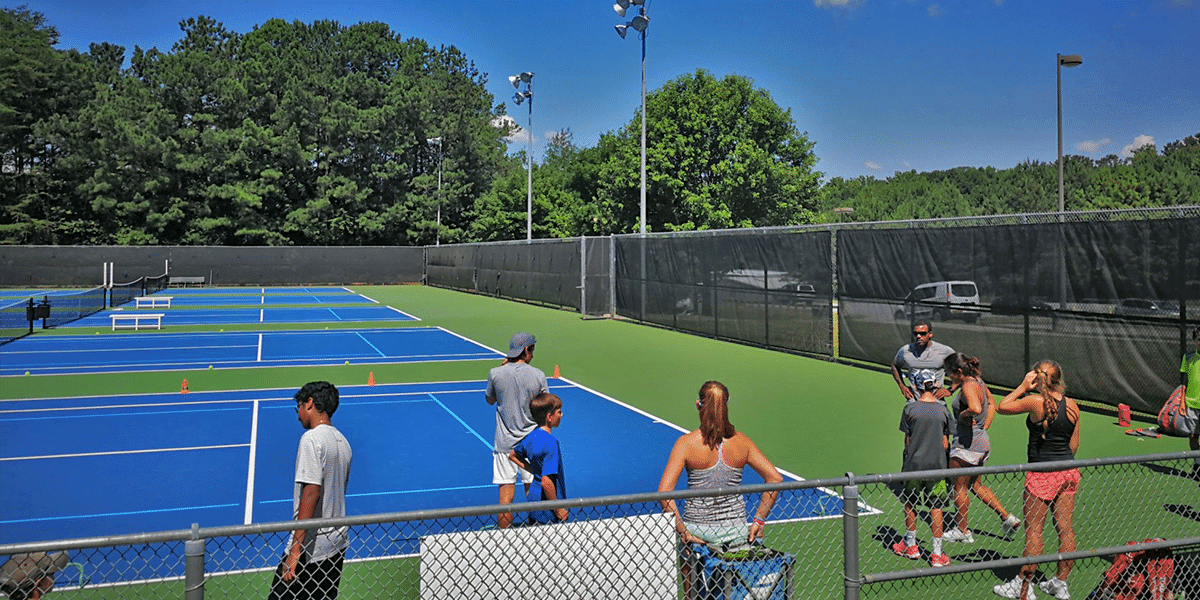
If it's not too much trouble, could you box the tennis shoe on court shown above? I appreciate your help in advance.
[994,576,1036,599]
[1002,514,1022,538]
[1039,577,1070,600]
[930,553,950,567]
[891,541,920,560]
[942,528,974,543]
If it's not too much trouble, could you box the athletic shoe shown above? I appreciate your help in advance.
[1039,577,1071,600]
[994,576,1036,599]
[943,528,974,543]
[930,553,950,567]
[891,541,920,559]
[1002,514,1022,538]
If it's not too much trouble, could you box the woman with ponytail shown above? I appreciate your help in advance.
[658,381,783,549]
[993,361,1080,600]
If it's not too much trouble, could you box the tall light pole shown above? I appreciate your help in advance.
[426,137,443,246]
[1056,53,1082,213]
[613,0,649,235]
[510,71,535,241]
[1056,53,1081,316]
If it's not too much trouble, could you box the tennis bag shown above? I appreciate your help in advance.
[1089,538,1174,600]
[686,542,794,600]
[1156,385,1196,437]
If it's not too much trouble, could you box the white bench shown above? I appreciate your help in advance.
[134,296,173,309]
[110,313,164,331]
[168,276,206,287]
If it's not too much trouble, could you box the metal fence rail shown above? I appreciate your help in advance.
[3,451,1197,599]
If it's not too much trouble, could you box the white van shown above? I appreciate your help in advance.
[895,280,981,324]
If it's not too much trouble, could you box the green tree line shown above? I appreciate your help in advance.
[2,7,1196,246]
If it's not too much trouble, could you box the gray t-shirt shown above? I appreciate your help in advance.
[899,399,951,472]
[293,423,352,561]
[486,361,547,453]
[893,340,955,399]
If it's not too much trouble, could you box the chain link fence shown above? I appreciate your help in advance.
[4,451,1196,599]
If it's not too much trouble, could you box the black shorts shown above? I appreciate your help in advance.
[268,551,345,600]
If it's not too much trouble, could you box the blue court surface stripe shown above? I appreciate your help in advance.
[113,293,376,307]
[0,327,499,376]
[58,305,417,328]
[156,287,357,296]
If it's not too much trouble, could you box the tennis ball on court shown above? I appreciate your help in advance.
[24,371,30,376]
[344,360,349,365]
[220,329,224,332]
[208,365,213,370]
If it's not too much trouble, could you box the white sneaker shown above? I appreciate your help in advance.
[994,576,1036,599]
[943,528,975,543]
[1002,514,1022,538]
[1039,577,1070,600]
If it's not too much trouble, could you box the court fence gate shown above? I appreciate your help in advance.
[2,450,1197,599]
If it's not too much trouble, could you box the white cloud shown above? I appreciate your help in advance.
[927,4,944,17]
[814,0,858,8]
[1074,138,1110,153]
[1120,134,1155,158]
[865,161,882,170]
[492,115,532,144]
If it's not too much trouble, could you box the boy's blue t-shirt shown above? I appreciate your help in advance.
[512,427,567,524]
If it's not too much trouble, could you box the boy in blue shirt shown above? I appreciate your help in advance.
[509,392,568,524]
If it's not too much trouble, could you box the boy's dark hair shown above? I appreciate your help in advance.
[529,392,562,426]
[295,381,340,416]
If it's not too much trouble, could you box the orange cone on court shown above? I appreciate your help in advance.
[553,365,561,379]
[368,371,376,386]
[180,379,190,394]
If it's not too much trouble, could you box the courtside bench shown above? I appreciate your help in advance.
[110,313,164,331]
[168,276,205,287]
[134,296,173,309]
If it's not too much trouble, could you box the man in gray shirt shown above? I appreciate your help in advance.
[271,381,352,600]
[892,320,955,403]
[486,332,547,529]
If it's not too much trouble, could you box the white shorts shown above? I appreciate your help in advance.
[493,450,534,485]
[950,447,990,466]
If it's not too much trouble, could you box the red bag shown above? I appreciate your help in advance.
[1094,538,1174,600]
[1157,385,1195,436]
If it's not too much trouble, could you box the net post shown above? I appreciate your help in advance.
[184,523,206,600]
[843,472,861,600]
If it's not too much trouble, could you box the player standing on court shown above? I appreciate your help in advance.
[892,320,955,403]
[1182,327,1200,481]
[486,332,547,529]
[270,381,352,600]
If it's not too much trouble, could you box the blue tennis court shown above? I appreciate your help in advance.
[116,293,377,307]
[1,379,843,584]
[0,327,494,376]
[161,287,357,295]
[58,305,417,328]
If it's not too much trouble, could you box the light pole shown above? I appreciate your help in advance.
[1056,53,1082,213]
[509,71,534,241]
[426,137,443,246]
[613,0,649,235]
[1056,53,1081,316]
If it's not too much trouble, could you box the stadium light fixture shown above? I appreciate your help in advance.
[510,72,535,241]
[1056,53,1082,214]
[426,137,443,245]
[609,0,649,236]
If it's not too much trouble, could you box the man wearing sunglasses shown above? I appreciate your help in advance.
[892,320,955,403]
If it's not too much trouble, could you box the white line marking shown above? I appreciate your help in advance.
[427,393,493,450]
[1,443,250,462]
[244,399,259,524]
[257,334,263,361]
[259,308,264,322]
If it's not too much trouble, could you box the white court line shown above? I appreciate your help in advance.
[1,443,250,462]
[385,305,419,320]
[0,398,267,415]
[426,393,493,450]
[244,399,260,524]
[259,308,264,322]
[257,333,263,361]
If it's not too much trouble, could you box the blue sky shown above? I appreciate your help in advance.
[16,0,1200,181]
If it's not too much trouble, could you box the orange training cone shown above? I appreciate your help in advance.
[553,365,561,379]
[181,379,190,394]
[368,371,376,386]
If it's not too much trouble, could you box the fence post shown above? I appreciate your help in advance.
[843,473,860,600]
[185,523,205,600]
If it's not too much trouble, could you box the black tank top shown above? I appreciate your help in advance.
[1026,396,1075,462]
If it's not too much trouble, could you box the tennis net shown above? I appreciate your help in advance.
[0,298,33,345]
[109,277,146,307]
[45,286,106,327]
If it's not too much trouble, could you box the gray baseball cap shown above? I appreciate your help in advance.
[506,332,536,358]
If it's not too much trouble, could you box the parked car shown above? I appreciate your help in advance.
[894,280,981,324]
[1114,298,1179,319]
[777,282,817,306]
[989,295,1054,316]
